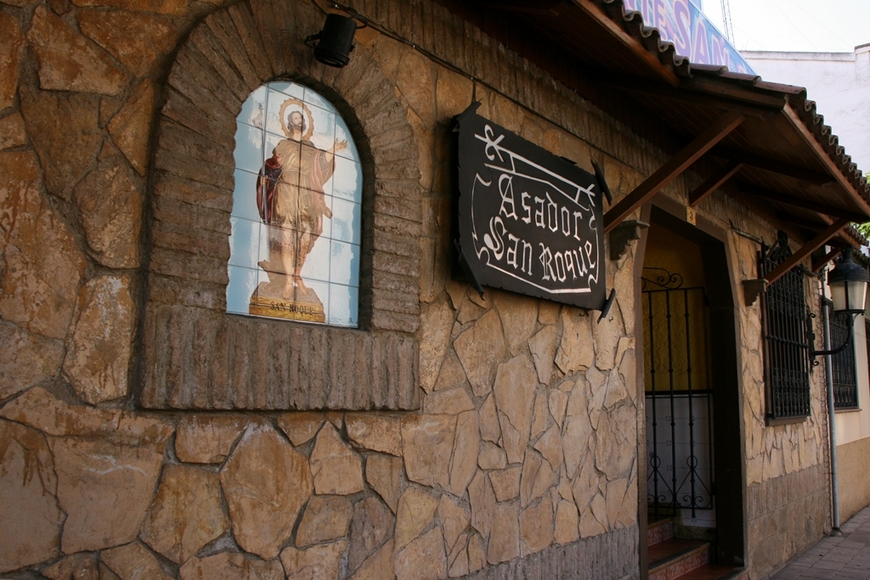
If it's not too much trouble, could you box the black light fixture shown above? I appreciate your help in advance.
[305,14,359,68]
[827,247,869,314]
[812,247,869,358]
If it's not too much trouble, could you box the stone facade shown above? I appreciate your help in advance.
[0,0,839,578]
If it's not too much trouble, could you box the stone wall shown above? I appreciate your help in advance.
[692,179,831,575]
[0,0,838,576]
[745,464,829,578]
[0,0,648,577]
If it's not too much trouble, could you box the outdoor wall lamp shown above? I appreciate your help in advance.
[305,13,360,68]
[812,247,869,358]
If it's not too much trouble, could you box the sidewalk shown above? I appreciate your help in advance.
[772,505,870,579]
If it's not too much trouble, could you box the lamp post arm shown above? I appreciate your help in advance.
[811,311,857,358]
[812,332,853,357]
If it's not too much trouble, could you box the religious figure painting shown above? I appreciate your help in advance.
[226,82,362,326]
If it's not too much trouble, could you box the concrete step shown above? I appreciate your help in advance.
[648,516,675,546]
[649,539,710,580]
[674,564,749,580]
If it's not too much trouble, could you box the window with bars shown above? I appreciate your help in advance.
[830,308,858,408]
[759,231,812,420]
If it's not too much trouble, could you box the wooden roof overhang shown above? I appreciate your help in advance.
[435,0,870,283]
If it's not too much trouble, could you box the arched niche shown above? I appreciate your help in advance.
[141,0,423,410]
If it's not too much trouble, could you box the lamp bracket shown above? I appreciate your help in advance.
[742,278,768,307]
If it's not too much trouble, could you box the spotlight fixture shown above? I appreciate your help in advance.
[305,13,360,68]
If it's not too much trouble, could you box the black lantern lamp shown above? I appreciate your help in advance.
[828,248,869,314]
[812,247,869,358]
[305,14,360,68]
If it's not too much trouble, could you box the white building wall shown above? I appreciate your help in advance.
[744,45,870,173]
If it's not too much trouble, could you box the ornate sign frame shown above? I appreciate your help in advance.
[455,104,608,310]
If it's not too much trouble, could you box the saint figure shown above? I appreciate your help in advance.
[254,104,346,306]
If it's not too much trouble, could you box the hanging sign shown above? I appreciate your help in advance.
[455,104,607,310]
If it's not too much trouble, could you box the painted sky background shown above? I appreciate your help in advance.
[702,0,870,52]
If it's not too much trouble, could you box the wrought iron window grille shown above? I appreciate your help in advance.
[828,302,858,409]
[759,231,813,420]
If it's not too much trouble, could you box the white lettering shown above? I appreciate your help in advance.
[520,191,532,224]
[498,175,517,219]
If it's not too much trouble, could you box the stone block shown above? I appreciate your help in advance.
[220,425,312,559]
[468,470,495,539]
[394,527,447,580]
[0,13,23,111]
[23,84,102,195]
[490,467,521,502]
[346,414,403,456]
[555,309,595,374]
[455,310,506,397]
[521,496,554,556]
[41,553,99,580]
[62,276,135,404]
[493,353,538,464]
[0,387,172,447]
[366,454,403,513]
[78,9,177,77]
[51,436,165,553]
[0,321,63,400]
[310,423,364,495]
[108,80,154,175]
[73,160,142,268]
[101,542,173,580]
[277,412,324,447]
[27,6,126,95]
[296,495,353,547]
[280,542,347,580]
[179,552,284,580]
[402,414,455,489]
[0,420,60,573]
[141,465,228,563]
[424,386,475,416]
[395,485,439,550]
[487,502,520,564]
[449,410,479,496]
[0,113,26,150]
[0,150,86,339]
[347,496,394,571]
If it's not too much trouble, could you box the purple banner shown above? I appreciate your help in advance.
[622,0,755,75]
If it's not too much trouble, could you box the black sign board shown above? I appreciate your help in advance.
[455,104,607,310]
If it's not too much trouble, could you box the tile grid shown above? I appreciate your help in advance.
[772,507,870,580]
[227,82,363,326]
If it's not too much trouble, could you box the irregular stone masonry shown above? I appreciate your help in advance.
[0,0,833,576]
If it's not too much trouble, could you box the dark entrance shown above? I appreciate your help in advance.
[644,268,715,522]
[640,206,745,572]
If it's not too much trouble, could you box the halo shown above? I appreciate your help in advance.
[279,98,315,141]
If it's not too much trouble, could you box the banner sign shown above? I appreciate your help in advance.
[622,0,755,75]
[455,105,606,310]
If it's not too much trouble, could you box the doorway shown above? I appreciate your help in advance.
[641,206,745,570]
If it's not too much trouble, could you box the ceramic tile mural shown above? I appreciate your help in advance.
[227,82,361,326]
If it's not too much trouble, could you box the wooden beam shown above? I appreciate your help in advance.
[812,247,842,273]
[689,162,743,207]
[741,185,868,223]
[763,217,850,285]
[593,74,778,119]
[604,111,745,233]
[678,76,790,110]
[572,0,681,87]
[710,147,835,185]
[782,104,870,219]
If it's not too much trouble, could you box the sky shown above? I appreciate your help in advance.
[701,0,870,53]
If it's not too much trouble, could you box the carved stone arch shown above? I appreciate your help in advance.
[141,0,422,411]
